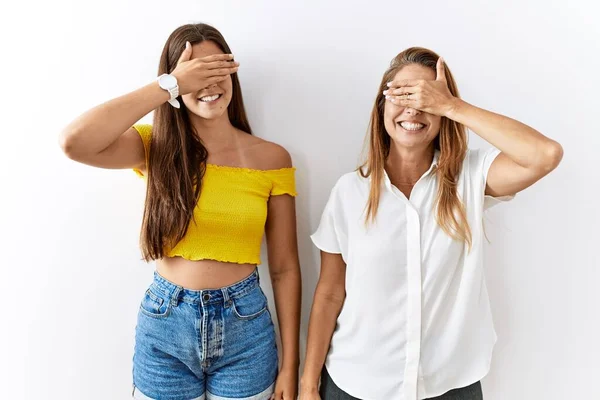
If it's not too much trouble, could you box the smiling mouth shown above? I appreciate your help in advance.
[397,121,426,132]
[199,94,222,102]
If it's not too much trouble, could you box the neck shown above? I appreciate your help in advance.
[386,144,435,186]
[189,112,237,148]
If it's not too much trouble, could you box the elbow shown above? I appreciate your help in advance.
[58,128,76,159]
[269,260,301,281]
[539,140,564,173]
[316,291,346,313]
[315,285,346,307]
[58,127,84,161]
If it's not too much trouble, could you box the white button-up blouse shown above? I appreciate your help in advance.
[311,148,512,400]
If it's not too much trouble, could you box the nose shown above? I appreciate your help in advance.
[201,83,218,91]
[405,107,421,115]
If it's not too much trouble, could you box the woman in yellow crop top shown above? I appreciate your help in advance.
[59,23,301,400]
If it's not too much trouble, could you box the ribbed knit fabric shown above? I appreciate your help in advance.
[132,124,296,264]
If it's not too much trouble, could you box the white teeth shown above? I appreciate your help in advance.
[200,94,220,102]
[399,121,425,131]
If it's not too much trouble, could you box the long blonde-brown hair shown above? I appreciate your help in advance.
[140,23,252,261]
[360,47,471,247]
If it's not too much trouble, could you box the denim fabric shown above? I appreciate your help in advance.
[320,368,483,400]
[132,269,278,400]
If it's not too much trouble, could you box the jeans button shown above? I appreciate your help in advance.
[203,293,211,302]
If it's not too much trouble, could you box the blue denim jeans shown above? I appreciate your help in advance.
[132,269,278,400]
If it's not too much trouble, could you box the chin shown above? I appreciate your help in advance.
[198,110,226,120]
[187,105,226,119]
[389,130,434,149]
[394,138,426,149]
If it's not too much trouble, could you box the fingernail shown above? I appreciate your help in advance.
[387,82,392,87]
[385,95,390,99]
[382,90,388,95]
[185,41,190,49]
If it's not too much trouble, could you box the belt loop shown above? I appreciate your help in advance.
[170,286,182,307]
[255,268,260,283]
[221,287,232,308]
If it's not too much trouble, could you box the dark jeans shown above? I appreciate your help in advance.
[320,368,483,400]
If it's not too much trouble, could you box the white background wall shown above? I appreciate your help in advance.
[1,1,598,399]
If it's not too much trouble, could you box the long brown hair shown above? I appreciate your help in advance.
[141,23,252,261]
[360,47,472,248]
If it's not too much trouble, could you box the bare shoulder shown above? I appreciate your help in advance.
[257,140,292,169]
[241,134,292,170]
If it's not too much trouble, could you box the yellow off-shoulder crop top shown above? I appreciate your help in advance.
[132,124,296,264]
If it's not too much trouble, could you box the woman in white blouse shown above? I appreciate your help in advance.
[299,47,563,400]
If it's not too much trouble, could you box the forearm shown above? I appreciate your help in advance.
[60,82,169,156]
[300,291,344,390]
[447,99,563,170]
[271,264,302,371]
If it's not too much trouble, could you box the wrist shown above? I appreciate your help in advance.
[170,72,186,95]
[300,370,321,389]
[444,97,466,120]
[157,73,181,108]
[300,378,319,391]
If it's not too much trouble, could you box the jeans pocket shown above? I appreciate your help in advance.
[139,288,171,319]
[231,286,268,320]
